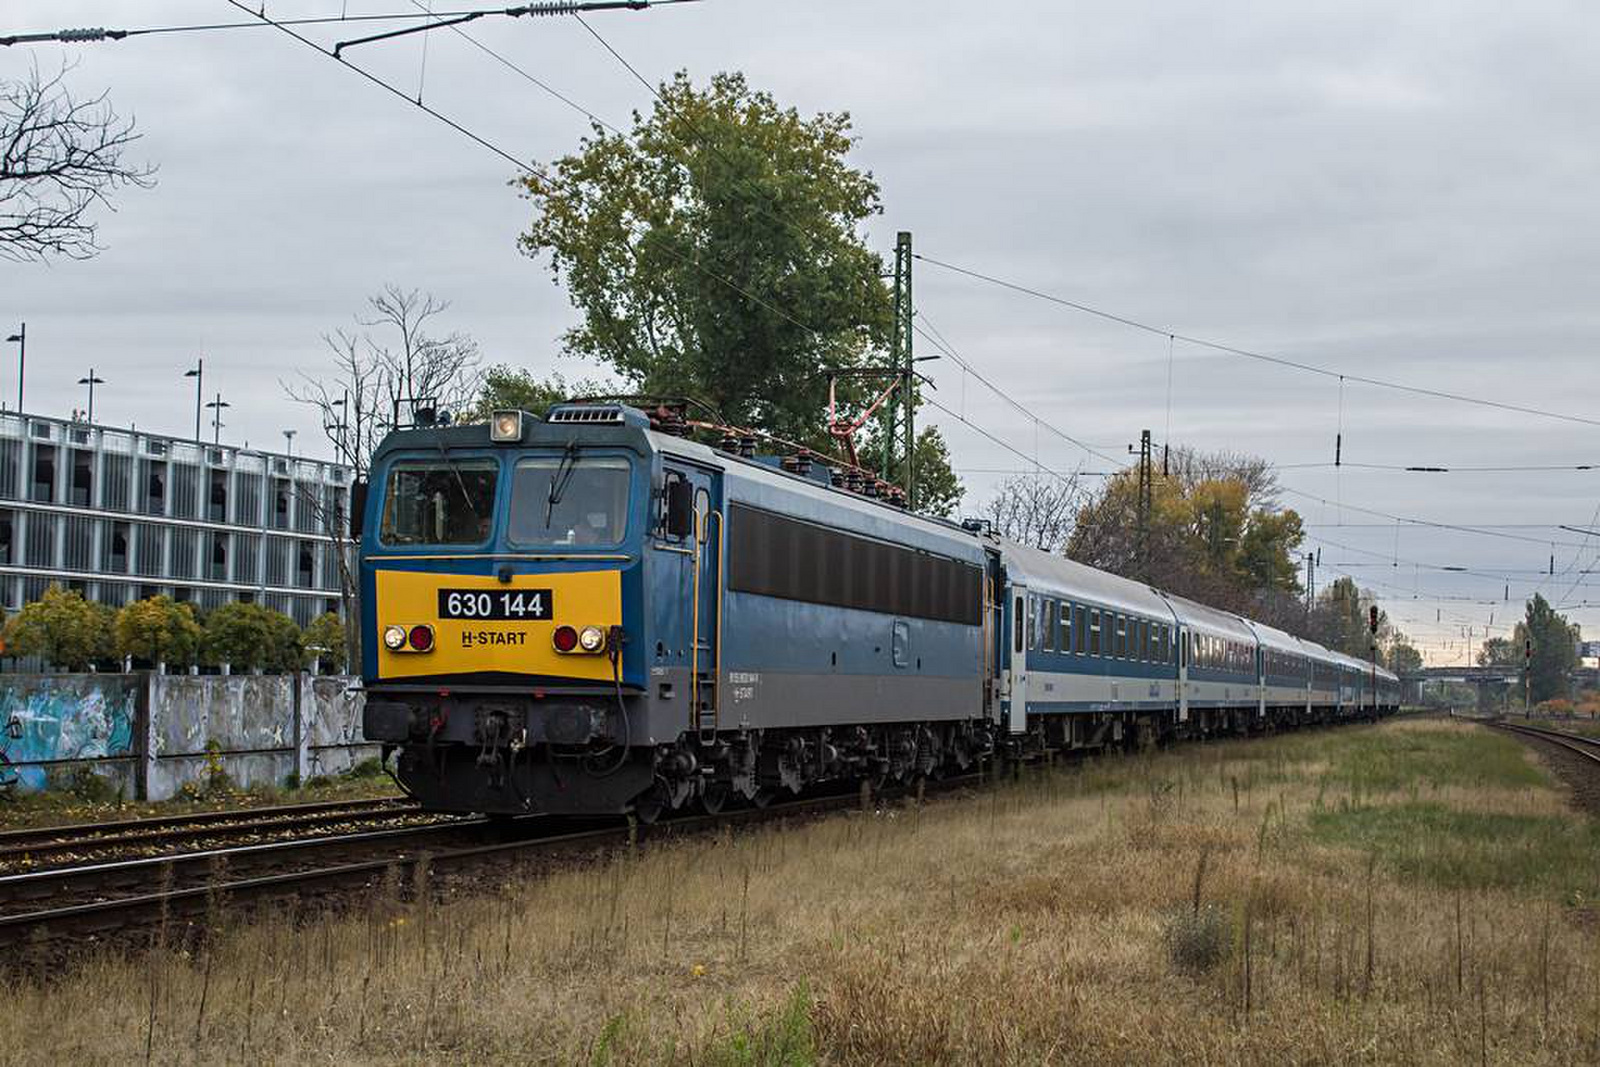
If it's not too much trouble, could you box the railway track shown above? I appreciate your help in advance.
[1493,720,1600,766]
[0,777,975,950]
[0,796,420,865]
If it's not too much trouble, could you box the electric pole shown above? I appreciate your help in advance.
[1135,429,1152,582]
[886,231,915,508]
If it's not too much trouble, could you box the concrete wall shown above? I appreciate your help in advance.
[0,674,142,795]
[0,673,375,801]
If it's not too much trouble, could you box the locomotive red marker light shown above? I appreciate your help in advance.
[408,624,435,652]
[552,625,580,653]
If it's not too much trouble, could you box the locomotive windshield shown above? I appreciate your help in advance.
[378,460,498,546]
[508,456,630,547]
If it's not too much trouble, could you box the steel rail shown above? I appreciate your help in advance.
[0,800,426,864]
[0,816,492,907]
[0,796,413,851]
[1493,721,1600,765]
[0,778,978,944]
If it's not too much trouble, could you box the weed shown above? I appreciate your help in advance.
[1166,903,1234,974]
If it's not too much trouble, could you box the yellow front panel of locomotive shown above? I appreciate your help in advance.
[374,568,622,681]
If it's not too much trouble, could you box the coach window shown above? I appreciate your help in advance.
[1060,601,1072,654]
[1075,604,1087,654]
[1042,599,1055,652]
[1026,596,1037,651]
[1014,596,1024,654]
[1116,615,1127,659]
[1089,609,1101,656]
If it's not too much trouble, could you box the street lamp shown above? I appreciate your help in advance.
[204,393,230,445]
[183,359,203,441]
[4,323,22,412]
[76,369,105,424]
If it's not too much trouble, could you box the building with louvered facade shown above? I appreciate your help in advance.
[0,412,351,626]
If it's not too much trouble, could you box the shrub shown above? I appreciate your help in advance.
[202,601,302,673]
[115,595,202,669]
[1164,904,1234,975]
[301,612,347,673]
[3,584,112,670]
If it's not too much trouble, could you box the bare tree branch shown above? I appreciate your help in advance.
[984,473,1084,553]
[281,285,485,668]
[0,61,156,262]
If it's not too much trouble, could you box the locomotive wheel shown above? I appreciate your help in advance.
[700,781,731,814]
[633,786,668,825]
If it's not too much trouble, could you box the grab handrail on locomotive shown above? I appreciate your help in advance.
[358,400,1400,820]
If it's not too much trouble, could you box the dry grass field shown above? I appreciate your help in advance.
[8,717,1600,1065]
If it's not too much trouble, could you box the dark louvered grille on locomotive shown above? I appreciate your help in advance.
[728,503,982,625]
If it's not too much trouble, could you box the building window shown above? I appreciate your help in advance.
[135,524,166,577]
[102,454,131,511]
[264,536,290,587]
[30,443,55,503]
[209,532,228,581]
[271,478,291,530]
[170,527,197,580]
[295,481,319,533]
[139,457,166,516]
[24,512,54,567]
[103,521,130,573]
[63,515,93,571]
[208,468,228,522]
[0,439,19,499]
[235,471,262,525]
[234,533,259,583]
[70,449,93,506]
[170,463,198,519]
[0,508,10,564]
[296,540,315,588]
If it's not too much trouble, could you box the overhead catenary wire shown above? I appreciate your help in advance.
[0,3,700,47]
[173,4,1585,662]
[913,253,1600,430]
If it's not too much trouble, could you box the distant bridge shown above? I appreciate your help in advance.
[1398,666,1598,707]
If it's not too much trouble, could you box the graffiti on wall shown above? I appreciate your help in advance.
[0,682,137,793]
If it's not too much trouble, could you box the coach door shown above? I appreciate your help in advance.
[1004,585,1029,734]
[1177,627,1190,723]
[661,461,723,735]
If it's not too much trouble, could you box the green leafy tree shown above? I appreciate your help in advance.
[115,596,201,669]
[1065,455,1303,616]
[1387,640,1423,674]
[301,613,347,673]
[519,72,961,506]
[1517,594,1580,704]
[520,71,890,444]
[1478,636,1519,667]
[1,584,110,670]
[469,367,601,423]
[203,602,303,673]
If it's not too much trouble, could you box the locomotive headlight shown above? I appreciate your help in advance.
[490,410,523,442]
[383,625,407,651]
[578,625,606,653]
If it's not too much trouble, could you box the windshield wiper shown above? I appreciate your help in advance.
[430,430,481,531]
[545,440,580,529]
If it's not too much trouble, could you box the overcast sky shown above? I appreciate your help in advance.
[4,1,1599,664]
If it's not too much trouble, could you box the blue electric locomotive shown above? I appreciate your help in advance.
[358,401,1398,819]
